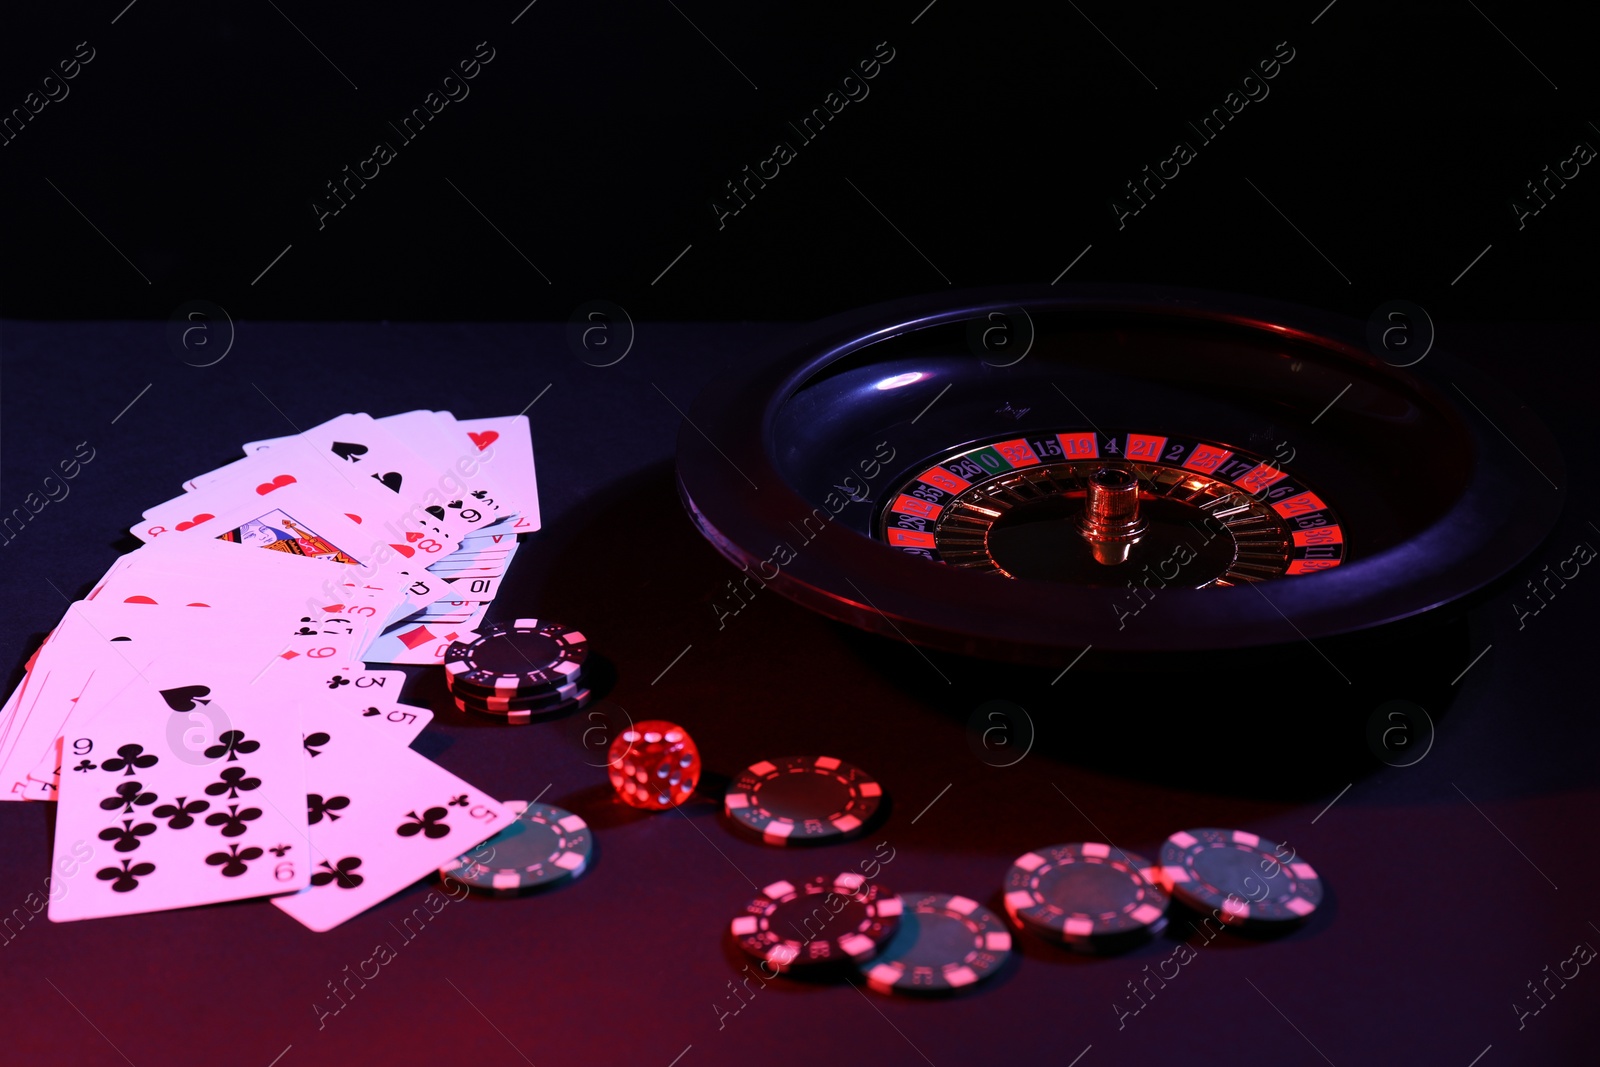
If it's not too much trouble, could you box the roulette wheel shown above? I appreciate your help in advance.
[675,285,1564,663]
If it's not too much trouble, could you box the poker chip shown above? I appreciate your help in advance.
[860,892,1013,995]
[439,800,592,895]
[729,873,901,973]
[445,658,587,700]
[442,619,588,693]
[452,689,591,724]
[723,755,884,846]
[1157,828,1323,928]
[1002,843,1169,952]
[447,674,585,711]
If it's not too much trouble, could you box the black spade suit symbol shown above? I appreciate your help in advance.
[160,685,211,711]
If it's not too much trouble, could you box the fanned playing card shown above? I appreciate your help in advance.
[374,410,520,530]
[273,710,509,932]
[360,622,477,666]
[260,668,433,746]
[10,408,538,930]
[454,414,541,533]
[242,413,497,543]
[1,594,296,801]
[48,668,310,922]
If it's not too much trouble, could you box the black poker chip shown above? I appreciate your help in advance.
[447,672,585,710]
[723,755,884,846]
[438,801,592,895]
[859,892,1013,995]
[1002,842,1169,952]
[451,689,591,724]
[729,873,901,972]
[445,658,586,700]
[1157,828,1324,928]
[442,618,587,694]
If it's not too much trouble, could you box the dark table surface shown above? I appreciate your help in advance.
[1,318,1595,1066]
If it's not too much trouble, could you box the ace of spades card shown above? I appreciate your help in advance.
[48,671,309,922]
[273,713,509,932]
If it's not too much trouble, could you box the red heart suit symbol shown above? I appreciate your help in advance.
[389,543,416,558]
[468,431,498,451]
[256,474,296,495]
[405,531,423,542]
[175,514,214,531]
[123,596,158,605]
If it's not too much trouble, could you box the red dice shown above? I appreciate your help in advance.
[608,720,701,810]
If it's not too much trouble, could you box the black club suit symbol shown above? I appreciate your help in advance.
[326,675,351,690]
[447,795,469,807]
[311,856,364,889]
[151,796,210,829]
[203,730,259,762]
[205,844,264,878]
[99,818,157,853]
[204,766,262,800]
[204,804,262,838]
[308,793,351,825]
[99,781,156,815]
[100,744,158,776]
[303,732,331,757]
[267,844,291,857]
[397,807,451,839]
[71,759,96,773]
[98,859,156,892]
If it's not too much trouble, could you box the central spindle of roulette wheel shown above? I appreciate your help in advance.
[1077,468,1145,566]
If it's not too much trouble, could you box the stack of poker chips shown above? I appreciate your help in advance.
[442,618,592,723]
[717,756,1018,996]
[727,877,1017,995]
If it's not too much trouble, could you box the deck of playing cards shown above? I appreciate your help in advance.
[0,410,539,931]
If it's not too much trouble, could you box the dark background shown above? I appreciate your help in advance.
[0,0,1594,322]
[1,2,1597,1066]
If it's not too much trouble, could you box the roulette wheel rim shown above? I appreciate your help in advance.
[675,284,1564,660]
